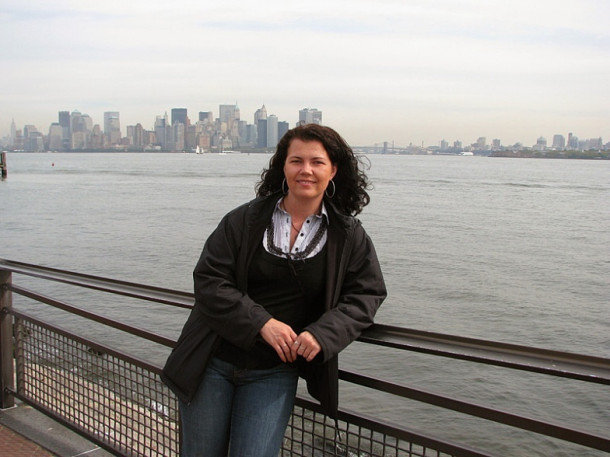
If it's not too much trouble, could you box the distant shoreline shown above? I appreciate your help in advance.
[3,149,609,160]
[489,150,609,160]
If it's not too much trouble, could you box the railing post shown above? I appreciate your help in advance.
[0,151,7,179]
[0,270,15,408]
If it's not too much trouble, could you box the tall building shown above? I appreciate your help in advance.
[298,108,322,125]
[48,123,63,150]
[171,108,188,126]
[23,125,38,141]
[104,111,121,145]
[199,111,213,123]
[278,121,289,141]
[257,119,267,148]
[154,113,171,151]
[254,105,267,124]
[534,137,547,151]
[552,134,565,150]
[10,118,16,146]
[133,123,145,148]
[89,124,103,149]
[173,123,185,151]
[58,111,70,150]
[71,110,85,133]
[267,114,278,148]
[567,133,579,150]
[219,104,239,134]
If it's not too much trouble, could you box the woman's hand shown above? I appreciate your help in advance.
[290,331,321,362]
[260,318,298,363]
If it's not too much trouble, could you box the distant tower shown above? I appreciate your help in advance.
[552,134,565,150]
[10,118,16,146]
[104,111,121,145]
[154,113,172,151]
[257,119,268,148]
[48,123,63,150]
[267,114,278,148]
[278,121,289,141]
[535,137,547,151]
[171,108,188,126]
[298,108,322,125]
[58,111,70,150]
[219,104,239,136]
[199,111,213,123]
[254,105,267,124]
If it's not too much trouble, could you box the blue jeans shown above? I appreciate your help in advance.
[179,357,299,457]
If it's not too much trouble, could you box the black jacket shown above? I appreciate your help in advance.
[161,192,386,418]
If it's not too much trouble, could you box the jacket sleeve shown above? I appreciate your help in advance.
[192,206,273,350]
[304,223,387,363]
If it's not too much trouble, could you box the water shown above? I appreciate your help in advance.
[1,152,609,456]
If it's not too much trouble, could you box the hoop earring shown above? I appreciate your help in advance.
[282,178,289,195]
[325,180,336,198]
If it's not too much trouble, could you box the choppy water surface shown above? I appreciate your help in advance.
[2,152,608,456]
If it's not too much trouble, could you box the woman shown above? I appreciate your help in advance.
[162,124,386,457]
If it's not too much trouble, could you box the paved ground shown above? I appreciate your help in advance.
[0,402,112,457]
[0,423,55,456]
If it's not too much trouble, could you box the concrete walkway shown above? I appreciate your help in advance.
[0,423,55,456]
[0,401,112,457]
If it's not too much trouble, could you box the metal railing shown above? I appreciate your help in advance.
[1,258,609,456]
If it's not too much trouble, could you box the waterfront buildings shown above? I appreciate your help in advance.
[2,105,608,153]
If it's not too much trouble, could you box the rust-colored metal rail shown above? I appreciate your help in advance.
[1,258,609,455]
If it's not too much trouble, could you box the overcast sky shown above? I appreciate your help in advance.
[1,0,608,147]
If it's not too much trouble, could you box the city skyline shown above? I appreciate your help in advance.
[2,105,606,152]
[1,0,609,146]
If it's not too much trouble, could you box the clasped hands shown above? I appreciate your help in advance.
[260,318,321,363]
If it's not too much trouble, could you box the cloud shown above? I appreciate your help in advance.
[1,0,608,145]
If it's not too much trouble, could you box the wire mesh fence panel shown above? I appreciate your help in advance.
[282,404,458,457]
[14,318,180,457]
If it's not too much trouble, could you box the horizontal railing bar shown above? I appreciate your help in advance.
[0,259,194,309]
[8,284,175,348]
[3,259,608,386]
[340,369,610,452]
[2,258,608,455]
[10,309,163,374]
[294,396,498,457]
[359,324,610,385]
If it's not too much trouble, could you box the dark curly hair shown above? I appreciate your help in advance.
[256,124,371,216]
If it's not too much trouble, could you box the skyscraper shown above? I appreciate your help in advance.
[171,108,188,126]
[552,134,565,150]
[199,111,213,123]
[267,115,278,148]
[48,123,63,150]
[298,108,322,125]
[278,121,289,141]
[567,133,579,150]
[219,104,239,132]
[10,118,16,146]
[59,111,70,150]
[154,113,171,151]
[257,119,267,148]
[104,111,121,145]
[254,105,267,124]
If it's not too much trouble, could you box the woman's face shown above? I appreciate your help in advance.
[283,139,337,204]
